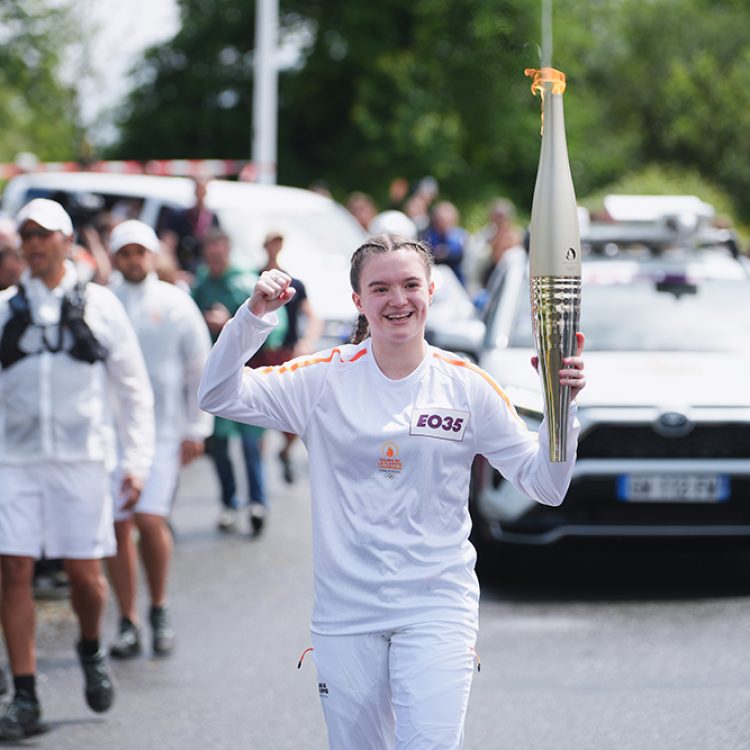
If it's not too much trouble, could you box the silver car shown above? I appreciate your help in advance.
[471,243,750,550]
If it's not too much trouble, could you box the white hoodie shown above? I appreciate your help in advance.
[0,261,154,479]
[111,272,213,445]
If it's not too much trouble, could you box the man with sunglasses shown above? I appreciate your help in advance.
[0,199,155,739]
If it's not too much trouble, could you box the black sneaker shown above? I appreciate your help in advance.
[77,643,115,713]
[249,503,266,537]
[109,618,141,660]
[0,694,47,739]
[149,606,175,657]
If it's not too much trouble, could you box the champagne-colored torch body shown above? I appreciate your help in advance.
[525,68,582,461]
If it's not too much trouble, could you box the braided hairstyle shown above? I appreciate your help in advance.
[349,234,434,344]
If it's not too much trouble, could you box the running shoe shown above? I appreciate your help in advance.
[109,618,142,660]
[149,606,176,657]
[77,643,115,713]
[249,503,266,537]
[217,508,238,532]
[0,694,46,740]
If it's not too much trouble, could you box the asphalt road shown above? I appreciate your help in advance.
[16,436,750,749]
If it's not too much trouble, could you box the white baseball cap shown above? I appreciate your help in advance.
[109,219,160,254]
[16,198,74,236]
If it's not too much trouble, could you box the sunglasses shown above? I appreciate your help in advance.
[20,227,55,241]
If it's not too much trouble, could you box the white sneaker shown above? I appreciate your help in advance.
[217,508,238,532]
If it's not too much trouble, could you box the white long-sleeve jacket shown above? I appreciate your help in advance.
[111,273,213,445]
[199,304,580,635]
[0,262,154,479]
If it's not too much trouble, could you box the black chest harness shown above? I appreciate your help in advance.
[0,282,109,369]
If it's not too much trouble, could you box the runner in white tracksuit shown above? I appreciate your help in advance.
[0,199,154,739]
[107,219,214,659]
[198,234,586,750]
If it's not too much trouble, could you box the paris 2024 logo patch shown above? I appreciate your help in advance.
[378,441,403,480]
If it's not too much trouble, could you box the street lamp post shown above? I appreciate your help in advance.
[252,0,278,184]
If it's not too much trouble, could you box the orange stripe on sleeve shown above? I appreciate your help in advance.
[258,347,368,376]
[432,352,526,425]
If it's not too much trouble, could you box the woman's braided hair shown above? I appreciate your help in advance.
[349,234,434,344]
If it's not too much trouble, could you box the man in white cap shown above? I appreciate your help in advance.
[107,219,212,660]
[0,199,155,738]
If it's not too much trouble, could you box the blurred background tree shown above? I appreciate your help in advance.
[556,0,750,221]
[111,0,543,211]
[0,0,82,162]
[110,0,750,223]
[5,0,750,226]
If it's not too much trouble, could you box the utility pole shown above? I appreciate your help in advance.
[252,0,278,184]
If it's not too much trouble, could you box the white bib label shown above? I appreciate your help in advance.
[409,408,469,442]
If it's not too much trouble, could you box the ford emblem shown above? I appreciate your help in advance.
[653,411,694,438]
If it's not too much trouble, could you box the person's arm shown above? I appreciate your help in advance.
[198,270,326,436]
[99,289,156,508]
[80,226,113,285]
[178,294,215,464]
[474,334,585,506]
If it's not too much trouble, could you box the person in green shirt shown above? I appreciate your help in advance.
[192,229,287,535]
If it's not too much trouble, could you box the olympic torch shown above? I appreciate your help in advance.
[524,67,581,462]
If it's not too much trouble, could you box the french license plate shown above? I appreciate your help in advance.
[617,474,730,503]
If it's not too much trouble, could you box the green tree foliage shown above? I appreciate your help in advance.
[112,0,750,221]
[112,0,257,162]
[278,0,541,208]
[112,0,544,207]
[0,0,82,162]
[556,0,750,220]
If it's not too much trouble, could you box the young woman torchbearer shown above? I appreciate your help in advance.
[198,234,585,750]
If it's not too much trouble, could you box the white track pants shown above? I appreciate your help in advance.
[311,621,477,750]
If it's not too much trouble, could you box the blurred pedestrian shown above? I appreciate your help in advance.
[160,176,220,277]
[153,251,189,290]
[107,220,213,660]
[404,192,431,234]
[346,191,378,231]
[471,198,525,290]
[309,179,333,199]
[191,230,287,534]
[0,199,154,739]
[198,234,586,750]
[252,231,322,483]
[414,175,439,206]
[387,177,410,210]
[0,218,23,290]
[422,201,469,285]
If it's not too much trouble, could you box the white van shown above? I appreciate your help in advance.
[1,172,367,343]
[1,171,483,353]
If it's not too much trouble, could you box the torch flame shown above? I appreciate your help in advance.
[524,67,567,96]
[524,67,567,135]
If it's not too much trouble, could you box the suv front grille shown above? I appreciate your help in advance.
[577,424,749,459]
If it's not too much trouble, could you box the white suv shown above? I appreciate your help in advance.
[471,237,750,550]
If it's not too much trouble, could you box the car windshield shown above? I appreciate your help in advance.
[510,277,750,352]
